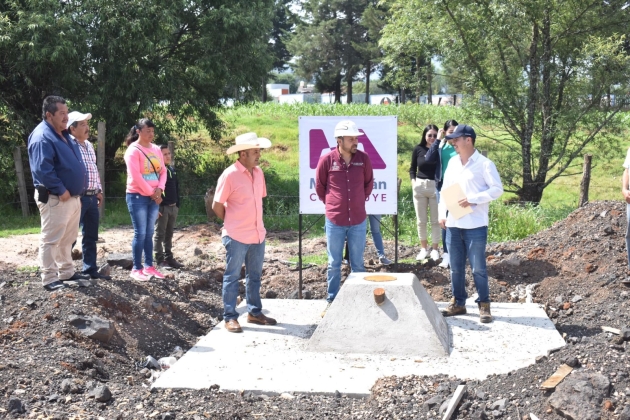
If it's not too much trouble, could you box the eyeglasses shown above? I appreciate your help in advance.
[426,134,437,138]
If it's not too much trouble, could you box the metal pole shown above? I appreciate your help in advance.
[298,214,303,299]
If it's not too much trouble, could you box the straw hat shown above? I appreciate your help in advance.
[226,132,272,154]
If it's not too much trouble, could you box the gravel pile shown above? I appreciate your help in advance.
[1,201,630,419]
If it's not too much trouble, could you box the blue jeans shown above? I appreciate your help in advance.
[368,215,386,258]
[325,217,366,302]
[79,195,100,274]
[126,193,159,270]
[221,236,265,321]
[446,226,489,306]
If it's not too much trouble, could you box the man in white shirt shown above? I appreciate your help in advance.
[438,125,503,323]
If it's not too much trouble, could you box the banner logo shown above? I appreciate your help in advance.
[309,129,387,169]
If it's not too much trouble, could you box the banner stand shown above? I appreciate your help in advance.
[297,212,399,300]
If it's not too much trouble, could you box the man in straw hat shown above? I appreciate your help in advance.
[212,132,277,333]
[315,120,374,317]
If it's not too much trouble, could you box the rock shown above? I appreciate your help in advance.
[475,389,486,399]
[555,295,564,304]
[505,257,522,266]
[562,356,580,367]
[548,372,610,420]
[68,315,115,343]
[90,385,112,402]
[571,295,583,303]
[161,414,175,420]
[281,392,295,399]
[60,378,81,394]
[423,395,442,410]
[439,398,450,414]
[492,410,502,417]
[491,398,507,411]
[603,225,614,235]
[145,356,160,369]
[265,290,278,299]
[107,253,133,269]
[562,302,571,310]
[98,264,111,277]
[139,296,154,311]
[193,247,203,256]
[621,328,630,341]
[603,400,614,411]
[471,410,488,420]
[303,290,313,299]
[71,248,83,260]
[7,398,25,414]
[620,405,630,420]
[535,355,548,364]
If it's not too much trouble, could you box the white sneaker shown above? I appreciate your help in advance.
[430,249,440,261]
[438,252,450,268]
[416,248,428,261]
[130,269,150,282]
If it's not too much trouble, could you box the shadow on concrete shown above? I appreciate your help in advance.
[378,298,399,321]
[241,323,318,339]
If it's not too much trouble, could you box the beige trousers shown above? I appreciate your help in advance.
[35,190,81,285]
[412,178,440,243]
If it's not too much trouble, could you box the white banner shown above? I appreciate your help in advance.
[298,116,398,215]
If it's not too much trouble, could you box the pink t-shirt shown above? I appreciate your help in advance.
[124,142,167,196]
[214,160,267,244]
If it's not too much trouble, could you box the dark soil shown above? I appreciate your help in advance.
[1,201,630,419]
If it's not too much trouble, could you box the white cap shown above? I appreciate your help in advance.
[66,111,92,129]
[334,120,361,137]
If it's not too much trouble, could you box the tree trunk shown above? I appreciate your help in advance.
[262,76,268,102]
[365,62,371,104]
[346,71,353,103]
[427,58,433,105]
[334,74,342,103]
[518,183,544,203]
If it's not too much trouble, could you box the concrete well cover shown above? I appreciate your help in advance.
[307,273,449,357]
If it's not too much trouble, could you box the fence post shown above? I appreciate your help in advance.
[97,121,106,219]
[168,141,175,167]
[13,146,29,217]
[578,154,592,207]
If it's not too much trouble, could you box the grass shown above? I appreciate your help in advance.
[1,102,626,245]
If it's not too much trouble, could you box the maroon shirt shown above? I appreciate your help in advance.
[315,148,374,226]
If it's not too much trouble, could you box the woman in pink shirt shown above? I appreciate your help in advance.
[123,118,167,281]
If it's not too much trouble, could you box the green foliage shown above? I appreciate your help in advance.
[381,0,630,202]
[0,0,275,154]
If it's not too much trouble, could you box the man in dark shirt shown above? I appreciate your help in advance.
[154,145,185,269]
[28,96,89,291]
[315,120,374,316]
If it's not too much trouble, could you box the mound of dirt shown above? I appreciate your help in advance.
[0,201,629,419]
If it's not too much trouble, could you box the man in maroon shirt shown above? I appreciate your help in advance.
[316,120,374,316]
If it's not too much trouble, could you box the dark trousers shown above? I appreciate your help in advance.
[154,204,179,263]
[79,195,100,274]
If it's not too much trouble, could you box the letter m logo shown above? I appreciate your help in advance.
[309,129,386,169]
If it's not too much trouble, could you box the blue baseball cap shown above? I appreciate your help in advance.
[445,124,476,141]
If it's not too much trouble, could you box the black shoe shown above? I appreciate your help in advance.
[90,272,112,280]
[62,272,90,281]
[43,281,66,291]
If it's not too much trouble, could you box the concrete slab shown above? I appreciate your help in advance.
[308,273,449,357]
[153,297,565,396]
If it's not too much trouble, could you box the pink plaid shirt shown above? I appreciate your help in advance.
[73,138,102,191]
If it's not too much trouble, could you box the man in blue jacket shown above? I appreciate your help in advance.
[28,96,89,291]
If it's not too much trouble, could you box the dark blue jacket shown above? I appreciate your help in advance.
[28,121,87,196]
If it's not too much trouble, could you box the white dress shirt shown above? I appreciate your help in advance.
[438,150,503,229]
